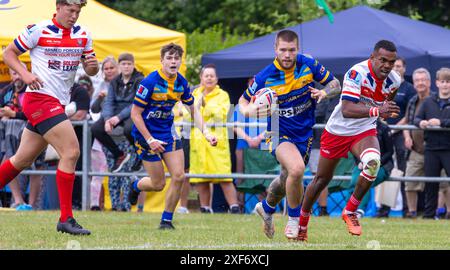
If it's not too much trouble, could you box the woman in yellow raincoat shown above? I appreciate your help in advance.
[189,64,240,213]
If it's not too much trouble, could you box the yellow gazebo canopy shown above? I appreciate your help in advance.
[0,0,186,82]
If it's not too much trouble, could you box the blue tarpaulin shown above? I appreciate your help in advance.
[203,5,450,79]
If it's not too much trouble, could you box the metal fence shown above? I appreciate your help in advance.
[18,120,450,211]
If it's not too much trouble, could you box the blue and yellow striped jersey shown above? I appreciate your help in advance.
[242,54,334,143]
[132,69,194,142]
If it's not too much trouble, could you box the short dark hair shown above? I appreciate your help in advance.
[275,29,299,46]
[374,40,397,53]
[396,57,406,66]
[161,43,184,59]
[200,63,217,76]
[56,0,87,7]
[118,53,135,63]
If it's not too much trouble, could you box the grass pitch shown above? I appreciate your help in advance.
[0,210,449,250]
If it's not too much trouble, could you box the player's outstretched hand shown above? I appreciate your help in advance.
[205,134,218,147]
[23,72,44,90]
[309,86,327,103]
[379,101,400,119]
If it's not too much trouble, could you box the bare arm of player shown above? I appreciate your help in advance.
[188,103,218,146]
[341,100,400,119]
[130,104,167,153]
[81,56,99,76]
[310,78,342,103]
[3,43,44,90]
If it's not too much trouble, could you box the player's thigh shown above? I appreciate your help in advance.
[12,128,48,166]
[275,142,305,175]
[350,135,380,158]
[43,119,80,158]
[142,160,166,186]
[315,154,341,182]
[162,149,185,182]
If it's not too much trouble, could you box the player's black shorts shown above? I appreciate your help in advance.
[26,113,68,136]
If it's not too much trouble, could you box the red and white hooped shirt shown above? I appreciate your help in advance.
[14,17,95,105]
[325,59,401,136]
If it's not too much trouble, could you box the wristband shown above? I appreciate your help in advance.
[369,107,380,118]
[146,138,158,145]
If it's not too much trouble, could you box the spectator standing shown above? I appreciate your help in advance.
[414,67,450,219]
[403,68,431,218]
[189,64,239,214]
[89,57,120,211]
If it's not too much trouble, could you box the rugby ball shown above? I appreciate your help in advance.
[65,101,77,117]
[253,87,277,108]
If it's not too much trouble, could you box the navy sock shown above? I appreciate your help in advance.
[262,200,276,214]
[437,207,446,215]
[132,179,141,192]
[288,205,301,217]
[161,211,173,222]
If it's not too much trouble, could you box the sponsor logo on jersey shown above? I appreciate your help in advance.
[137,85,149,99]
[248,77,258,94]
[48,60,61,70]
[319,66,325,75]
[347,70,361,85]
[278,99,312,118]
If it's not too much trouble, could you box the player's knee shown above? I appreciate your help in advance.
[11,156,33,170]
[360,148,381,181]
[312,175,329,190]
[288,165,304,180]
[154,182,166,192]
[171,172,185,183]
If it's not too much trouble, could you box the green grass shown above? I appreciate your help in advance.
[0,211,449,250]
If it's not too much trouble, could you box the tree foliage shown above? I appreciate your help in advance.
[97,0,448,82]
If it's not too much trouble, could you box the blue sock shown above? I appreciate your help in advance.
[161,211,173,222]
[132,179,141,192]
[288,205,301,218]
[262,200,276,214]
[437,207,446,215]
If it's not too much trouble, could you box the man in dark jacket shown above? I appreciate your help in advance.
[414,67,450,219]
[91,53,144,172]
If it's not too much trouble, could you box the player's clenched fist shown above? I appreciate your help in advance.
[379,101,400,119]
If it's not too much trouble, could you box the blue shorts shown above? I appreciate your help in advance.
[269,136,313,166]
[133,137,182,162]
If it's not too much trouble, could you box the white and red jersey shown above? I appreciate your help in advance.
[325,59,401,136]
[14,17,95,105]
